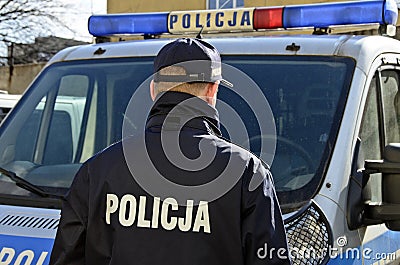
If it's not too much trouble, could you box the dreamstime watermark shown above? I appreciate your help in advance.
[122,60,277,205]
[256,238,397,262]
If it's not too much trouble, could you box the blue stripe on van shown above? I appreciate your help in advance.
[363,230,400,264]
[0,234,54,265]
[327,230,400,265]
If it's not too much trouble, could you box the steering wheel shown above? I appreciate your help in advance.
[243,134,314,181]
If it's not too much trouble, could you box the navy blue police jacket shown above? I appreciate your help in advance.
[50,91,291,265]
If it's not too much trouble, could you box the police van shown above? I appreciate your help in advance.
[1,0,400,264]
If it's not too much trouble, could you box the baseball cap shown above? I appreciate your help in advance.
[153,38,233,88]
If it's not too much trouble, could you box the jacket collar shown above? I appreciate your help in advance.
[146,91,221,136]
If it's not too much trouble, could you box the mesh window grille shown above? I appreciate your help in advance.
[284,201,332,265]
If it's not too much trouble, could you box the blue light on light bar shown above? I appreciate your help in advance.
[88,13,169,36]
[283,0,398,28]
[384,0,399,25]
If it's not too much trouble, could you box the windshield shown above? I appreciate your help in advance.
[0,56,354,208]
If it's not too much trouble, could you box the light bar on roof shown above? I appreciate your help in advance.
[88,0,398,37]
[88,12,169,36]
[282,0,398,28]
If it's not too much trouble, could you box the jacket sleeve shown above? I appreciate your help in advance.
[241,157,292,265]
[49,163,89,265]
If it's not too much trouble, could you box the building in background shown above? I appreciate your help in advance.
[11,37,88,65]
[107,0,348,13]
[108,0,205,13]
[0,37,89,94]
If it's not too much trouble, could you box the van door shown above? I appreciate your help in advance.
[359,66,400,264]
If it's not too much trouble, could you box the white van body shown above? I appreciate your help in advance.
[1,3,400,264]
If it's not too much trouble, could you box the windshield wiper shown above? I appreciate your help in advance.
[0,167,64,200]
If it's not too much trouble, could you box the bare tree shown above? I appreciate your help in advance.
[0,0,72,64]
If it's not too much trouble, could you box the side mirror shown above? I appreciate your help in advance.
[365,143,400,230]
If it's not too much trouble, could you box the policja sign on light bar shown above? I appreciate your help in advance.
[168,8,254,33]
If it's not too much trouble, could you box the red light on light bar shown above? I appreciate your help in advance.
[254,7,283,29]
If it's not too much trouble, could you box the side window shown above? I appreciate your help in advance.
[380,70,400,144]
[359,69,400,203]
[15,75,90,165]
[359,76,382,160]
[43,75,88,165]
[359,75,383,202]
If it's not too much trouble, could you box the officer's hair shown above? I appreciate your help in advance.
[153,66,209,96]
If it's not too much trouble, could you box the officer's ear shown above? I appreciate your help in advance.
[150,80,156,101]
[205,82,219,106]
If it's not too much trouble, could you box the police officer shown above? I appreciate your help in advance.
[50,38,291,265]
